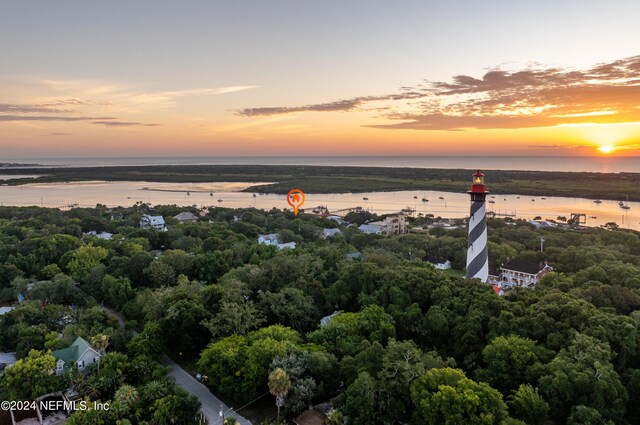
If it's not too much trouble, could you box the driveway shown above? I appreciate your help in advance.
[163,356,252,425]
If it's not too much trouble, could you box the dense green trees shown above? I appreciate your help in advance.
[2,204,640,424]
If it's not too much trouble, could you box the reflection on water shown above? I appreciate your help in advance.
[0,181,638,230]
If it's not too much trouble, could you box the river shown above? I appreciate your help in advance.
[0,181,638,230]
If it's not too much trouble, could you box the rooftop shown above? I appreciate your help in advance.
[502,259,548,275]
[52,337,93,364]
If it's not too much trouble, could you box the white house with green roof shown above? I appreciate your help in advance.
[52,337,101,375]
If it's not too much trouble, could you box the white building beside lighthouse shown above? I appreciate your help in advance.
[466,170,489,282]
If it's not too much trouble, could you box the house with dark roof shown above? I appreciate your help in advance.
[174,211,198,223]
[498,258,553,288]
[52,337,101,375]
[426,255,451,270]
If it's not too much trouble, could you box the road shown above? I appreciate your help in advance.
[101,305,252,424]
[163,356,252,425]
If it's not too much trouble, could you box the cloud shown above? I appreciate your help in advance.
[91,121,159,127]
[41,132,73,137]
[238,55,640,131]
[0,115,115,122]
[0,103,74,114]
[237,90,428,117]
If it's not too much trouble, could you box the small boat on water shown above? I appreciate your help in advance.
[217,199,223,203]
[363,197,369,200]
[620,195,631,209]
[516,196,520,199]
[531,199,535,202]
[210,192,213,196]
[413,196,418,199]
[541,197,547,200]
[439,196,445,200]
[594,200,602,204]
[488,200,495,204]
[422,198,429,202]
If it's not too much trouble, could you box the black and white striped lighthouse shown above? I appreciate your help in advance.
[466,170,489,282]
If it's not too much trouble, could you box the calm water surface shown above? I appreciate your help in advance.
[0,181,638,230]
[3,156,640,173]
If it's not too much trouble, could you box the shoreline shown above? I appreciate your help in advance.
[0,164,639,202]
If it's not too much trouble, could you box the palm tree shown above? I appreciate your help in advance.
[91,334,109,374]
[268,367,291,423]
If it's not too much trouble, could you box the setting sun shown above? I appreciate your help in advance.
[598,145,615,154]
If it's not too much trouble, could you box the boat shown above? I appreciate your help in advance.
[531,199,535,202]
[488,200,495,204]
[363,197,369,200]
[209,192,213,196]
[413,195,418,199]
[620,195,631,209]
[253,193,257,197]
[541,197,547,200]
[516,196,520,199]
[422,198,429,202]
[594,199,602,204]
[217,199,223,203]
[439,196,445,200]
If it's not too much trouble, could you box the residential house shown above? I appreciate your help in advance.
[86,230,114,240]
[426,255,451,270]
[359,214,408,235]
[52,337,101,375]
[497,258,553,288]
[382,214,408,234]
[527,220,557,229]
[320,311,340,327]
[174,211,198,223]
[0,352,16,374]
[327,215,348,226]
[276,242,296,250]
[140,214,167,231]
[321,228,341,238]
[257,233,280,246]
[358,223,385,234]
[0,306,14,315]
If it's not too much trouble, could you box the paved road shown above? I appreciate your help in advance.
[163,355,252,425]
[101,305,252,424]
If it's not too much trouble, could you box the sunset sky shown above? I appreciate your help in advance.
[1,1,640,158]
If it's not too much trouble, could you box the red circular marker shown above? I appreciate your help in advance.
[287,189,305,216]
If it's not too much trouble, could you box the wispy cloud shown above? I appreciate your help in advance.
[238,55,640,131]
[0,115,115,122]
[0,103,74,114]
[92,121,159,127]
[237,91,426,117]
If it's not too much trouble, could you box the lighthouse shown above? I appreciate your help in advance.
[466,170,489,282]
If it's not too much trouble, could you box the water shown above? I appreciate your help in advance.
[0,181,638,230]
[2,156,640,173]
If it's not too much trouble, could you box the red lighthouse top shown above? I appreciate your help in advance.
[469,170,489,194]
